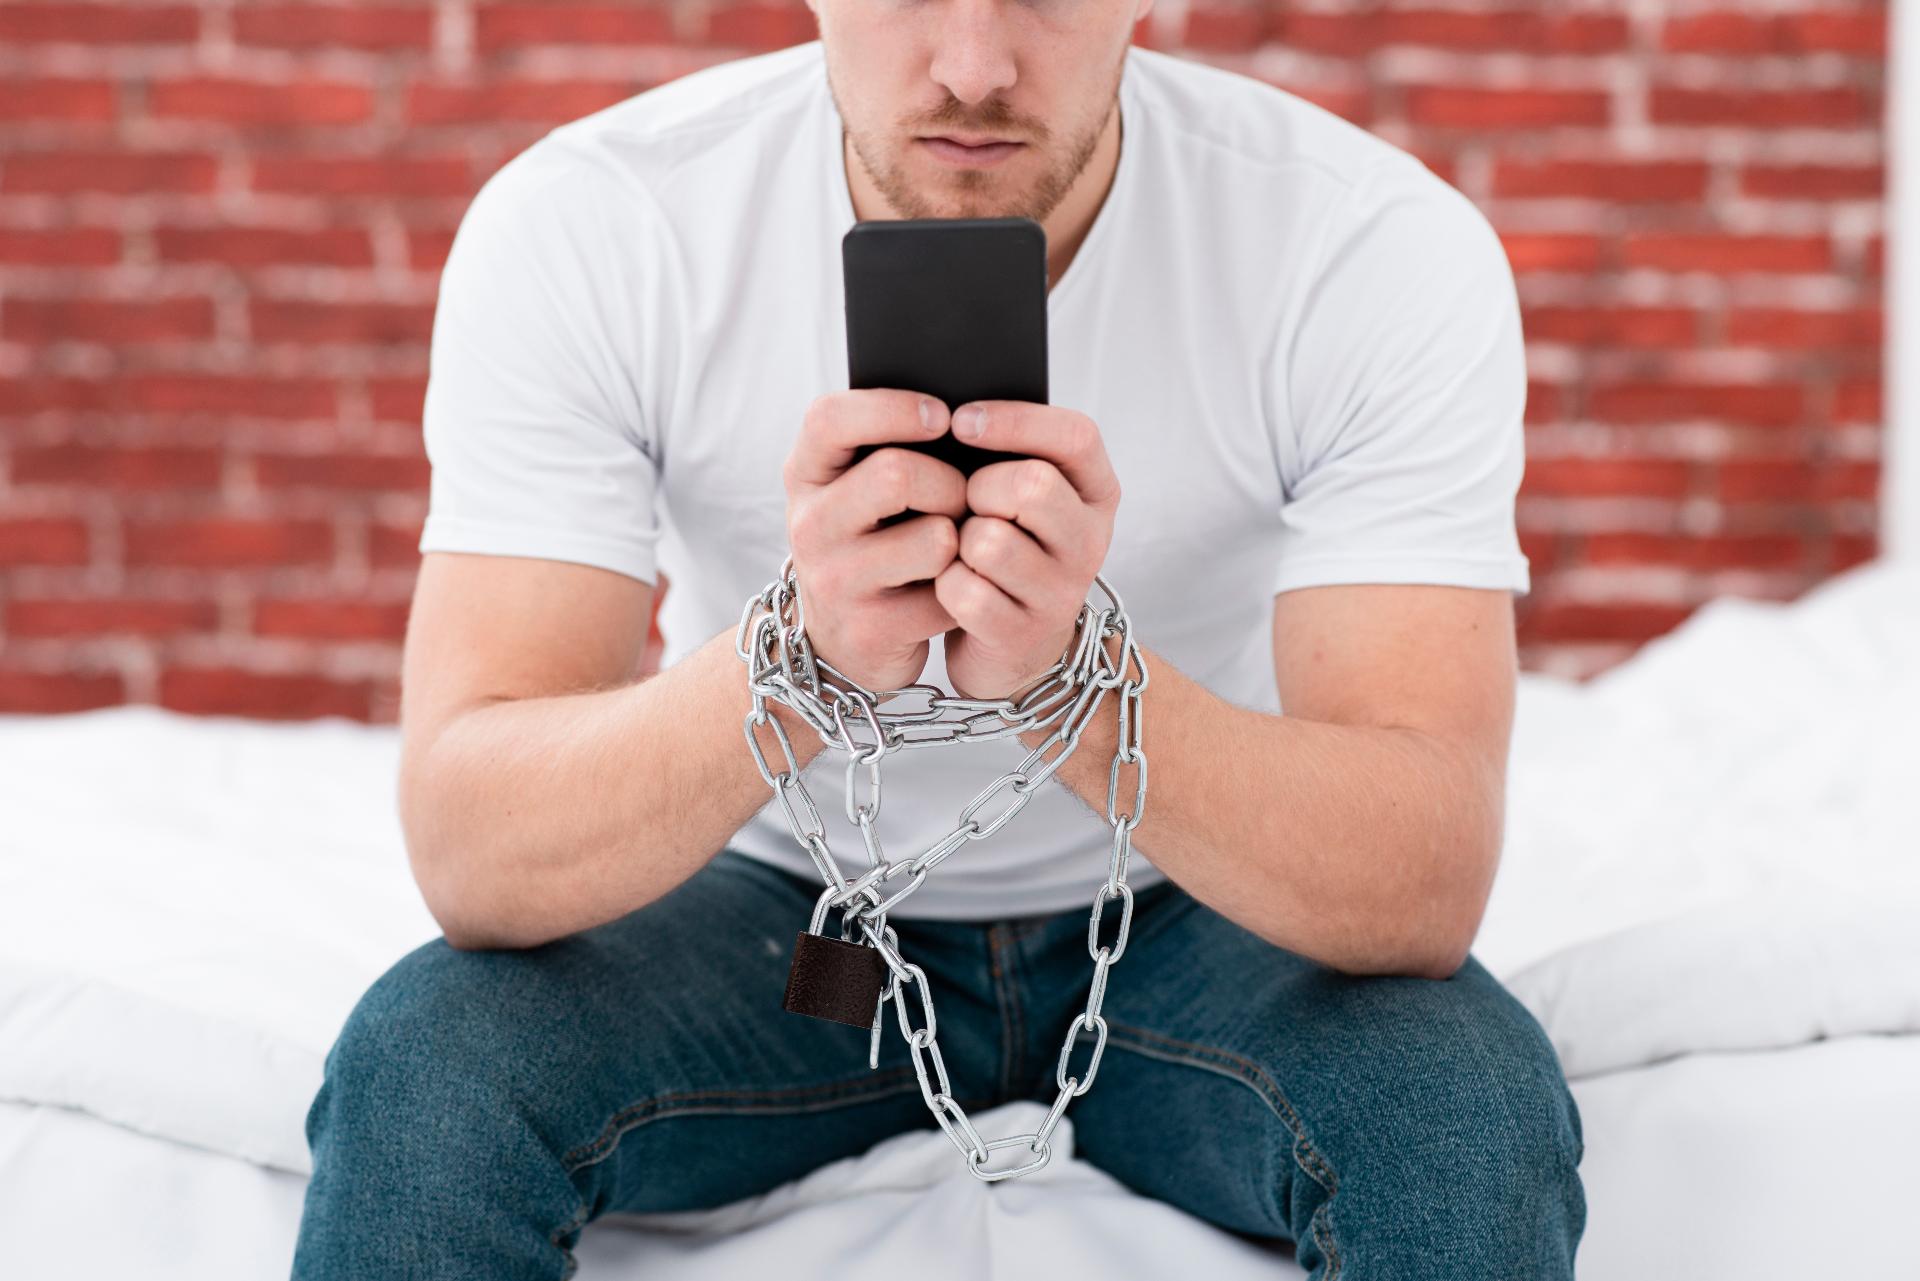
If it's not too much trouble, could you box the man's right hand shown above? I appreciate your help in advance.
[783,389,968,693]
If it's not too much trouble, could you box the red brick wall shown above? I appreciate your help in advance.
[0,2,1887,720]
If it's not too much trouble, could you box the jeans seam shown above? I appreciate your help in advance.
[1105,1019,1343,1280]
[987,925,1025,1102]
[546,1069,934,1267]
[560,1067,929,1172]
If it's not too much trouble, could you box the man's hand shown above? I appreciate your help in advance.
[934,401,1122,701]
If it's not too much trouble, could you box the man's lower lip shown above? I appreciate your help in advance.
[921,137,1023,167]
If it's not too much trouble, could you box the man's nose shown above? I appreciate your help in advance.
[926,0,1019,106]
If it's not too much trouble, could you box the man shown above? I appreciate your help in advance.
[292,1,1586,1275]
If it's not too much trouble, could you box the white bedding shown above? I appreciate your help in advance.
[6,1036,1918,1279]
[2,557,1916,1276]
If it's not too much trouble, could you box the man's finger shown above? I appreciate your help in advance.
[949,402,1119,507]
[787,388,948,491]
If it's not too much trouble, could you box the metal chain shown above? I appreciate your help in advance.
[736,553,1149,1182]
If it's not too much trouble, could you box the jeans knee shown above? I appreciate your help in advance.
[306,938,546,1159]
[1410,990,1588,1263]
[1301,966,1587,1247]
[295,941,602,1279]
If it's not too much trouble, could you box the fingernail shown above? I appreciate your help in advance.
[955,406,984,439]
[920,398,940,432]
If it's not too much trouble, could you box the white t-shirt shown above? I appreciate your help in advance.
[418,38,1530,920]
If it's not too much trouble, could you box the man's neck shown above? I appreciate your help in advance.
[841,100,1123,295]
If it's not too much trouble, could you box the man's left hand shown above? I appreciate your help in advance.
[935,400,1122,702]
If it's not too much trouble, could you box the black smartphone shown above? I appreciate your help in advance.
[843,216,1049,526]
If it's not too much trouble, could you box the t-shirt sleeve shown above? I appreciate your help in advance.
[1273,159,1531,598]
[416,139,669,586]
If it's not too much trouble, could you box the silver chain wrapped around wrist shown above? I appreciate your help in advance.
[735,553,1150,1181]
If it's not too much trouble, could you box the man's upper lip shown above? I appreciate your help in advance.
[925,134,1020,147]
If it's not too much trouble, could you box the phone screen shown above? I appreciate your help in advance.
[842,216,1049,500]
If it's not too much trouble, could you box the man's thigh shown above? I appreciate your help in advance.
[296,848,995,1276]
[1012,881,1586,1281]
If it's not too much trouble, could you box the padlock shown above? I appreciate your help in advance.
[782,885,887,1028]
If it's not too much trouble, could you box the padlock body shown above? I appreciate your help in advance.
[783,930,888,1027]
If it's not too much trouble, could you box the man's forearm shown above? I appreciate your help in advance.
[403,626,827,950]
[1014,642,1499,979]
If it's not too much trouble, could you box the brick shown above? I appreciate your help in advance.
[1382,10,1629,53]
[406,228,457,272]
[128,374,338,420]
[0,670,125,713]
[703,3,821,50]
[368,519,424,566]
[1405,86,1611,130]
[1832,380,1881,424]
[11,444,223,490]
[474,4,674,50]
[1269,11,1373,55]
[1493,158,1708,203]
[149,76,374,126]
[2,150,218,195]
[251,453,431,490]
[369,377,429,423]
[1741,164,1883,200]
[1716,459,1818,503]
[1662,13,1777,54]
[251,155,474,198]
[1725,307,1882,350]
[1720,460,1881,507]
[2,296,217,344]
[1789,12,1887,56]
[0,78,117,122]
[1582,531,1805,572]
[233,6,435,49]
[1517,530,1560,576]
[1523,306,1699,349]
[1274,9,1628,55]
[249,299,436,345]
[124,518,333,567]
[0,5,198,44]
[0,227,121,266]
[155,225,375,268]
[0,518,91,565]
[1524,381,1563,425]
[1523,601,1696,643]
[1830,533,1879,571]
[1522,458,1692,499]
[1538,13,1632,54]
[253,599,411,640]
[1262,80,1373,126]
[159,667,373,721]
[0,376,118,416]
[1813,461,1882,502]
[1588,381,1806,428]
[1500,233,1606,273]
[1623,233,1831,275]
[7,598,217,638]
[1663,12,1886,57]
[1650,85,1874,129]
[1186,7,1267,52]
[406,80,639,126]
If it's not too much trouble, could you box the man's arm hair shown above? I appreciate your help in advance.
[399,552,825,950]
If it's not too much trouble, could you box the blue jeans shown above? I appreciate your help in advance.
[292,847,1585,1278]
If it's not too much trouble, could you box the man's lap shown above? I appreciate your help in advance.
[1001,875,1588,1278]
[298,848,1584,1278]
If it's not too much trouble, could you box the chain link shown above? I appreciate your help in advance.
[738,554,1148,1181]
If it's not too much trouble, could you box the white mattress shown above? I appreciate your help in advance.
[4,1035,1916,1279]
[2,557,1917,1277]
